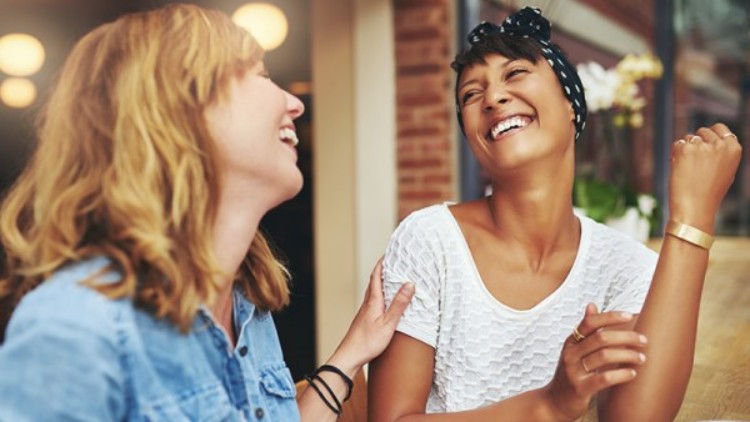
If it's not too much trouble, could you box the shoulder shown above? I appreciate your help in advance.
[385,203,458,259]
[384,204,457,282]
[392,203,454,238]
[0,257,130,419]
[400,203,453,225]
[581,216,658,269]
[8,256,129,342]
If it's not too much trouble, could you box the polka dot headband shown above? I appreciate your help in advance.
[459,7,588,141]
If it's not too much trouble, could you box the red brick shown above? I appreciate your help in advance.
[398,158,444,168]
[395,0,454,219]
[423,174,452,184]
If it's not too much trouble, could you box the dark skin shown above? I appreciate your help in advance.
[368,53,742,421]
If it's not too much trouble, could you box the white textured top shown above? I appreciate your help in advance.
[382,203,658,413]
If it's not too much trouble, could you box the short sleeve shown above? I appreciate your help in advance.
[382,209,444,348]
[602,243,658,314]
[0,282,127,421]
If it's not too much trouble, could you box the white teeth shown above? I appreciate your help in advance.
[490,116,529,139]
[280,128,299,147]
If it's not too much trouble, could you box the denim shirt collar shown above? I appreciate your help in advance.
[232,285,257,330]
[197,284,259,331]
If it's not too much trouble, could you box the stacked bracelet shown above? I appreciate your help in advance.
[304,373,342,417]
[317,365,353,401]
[304,364,354,417]
[665,220,714,250]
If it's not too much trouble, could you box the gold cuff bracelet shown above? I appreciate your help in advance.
[665,220,714,250]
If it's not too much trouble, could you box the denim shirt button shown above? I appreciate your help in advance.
[239,346,248,357]
[254,407,264,419]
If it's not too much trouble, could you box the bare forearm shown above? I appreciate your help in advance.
[380,387,567,422]
[602,236,709,420]
[298,352,359,422]
[297,374,350,422]
[602,122,742,420]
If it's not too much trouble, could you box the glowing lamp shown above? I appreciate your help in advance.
[232,3,289,51]
[1,77,37,108]
[0,33,45,76]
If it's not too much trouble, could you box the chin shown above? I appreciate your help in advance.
[279,172,305,203]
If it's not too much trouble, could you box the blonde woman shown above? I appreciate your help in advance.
[0,4,414,421]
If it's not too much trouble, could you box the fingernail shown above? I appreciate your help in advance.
[619,312,633,320]
[630,369,637,378]
[639,335,648,344]
[638,353,646,363]
[403,282,415,294]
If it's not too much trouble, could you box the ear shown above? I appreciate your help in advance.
[567,101,575,122]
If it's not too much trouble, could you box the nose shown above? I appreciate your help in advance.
[482,85,510,112]
[286,91,305,120]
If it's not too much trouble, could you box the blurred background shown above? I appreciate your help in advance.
[0,0,748,408]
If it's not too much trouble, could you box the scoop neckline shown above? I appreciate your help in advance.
[441,202,591,317]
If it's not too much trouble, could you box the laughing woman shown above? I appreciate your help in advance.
[0,4,414,421]
[369,7,742,422]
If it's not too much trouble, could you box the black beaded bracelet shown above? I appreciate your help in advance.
[317,364,353,402]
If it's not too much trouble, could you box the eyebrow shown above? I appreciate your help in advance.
[458,58,520,91]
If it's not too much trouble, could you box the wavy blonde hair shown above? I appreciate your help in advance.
[0,4,290,333]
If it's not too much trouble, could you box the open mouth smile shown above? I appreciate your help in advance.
[280,127,299,147]
[487,115,534,141]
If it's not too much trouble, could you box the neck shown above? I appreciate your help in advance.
[487,151,578,260]
[209,178,270,337]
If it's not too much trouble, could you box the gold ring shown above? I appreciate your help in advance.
[722,133,738,140]
[572,327,586,343]
[582,359,590,373]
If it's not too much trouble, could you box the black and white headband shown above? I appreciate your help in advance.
[458,7,587,141]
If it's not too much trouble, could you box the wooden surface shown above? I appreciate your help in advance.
[583,236,750,421]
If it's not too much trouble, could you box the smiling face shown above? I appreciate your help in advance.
[457,53,576,176]
[205,61,305,206]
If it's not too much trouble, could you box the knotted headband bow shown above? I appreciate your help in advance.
[458,7,587,141]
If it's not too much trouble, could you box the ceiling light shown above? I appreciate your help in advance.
[1,77,37,108]
[232,3,289,51]
[0,33,45,76]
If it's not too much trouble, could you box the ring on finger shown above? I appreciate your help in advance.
[721,132,738,140]
[688,135,702,144]
[581,359,591,373]
[675,139,686,145]
[572,327,586,343]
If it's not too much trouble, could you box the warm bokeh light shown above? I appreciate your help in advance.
[232,3,289,51]
[0,33,45,76]
[0,77,37,108]
[288,81,312,96]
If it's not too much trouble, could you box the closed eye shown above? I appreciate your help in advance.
[506,67,528,80]
[461,89,481,105]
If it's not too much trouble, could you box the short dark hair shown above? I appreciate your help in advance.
[451,33,544,77]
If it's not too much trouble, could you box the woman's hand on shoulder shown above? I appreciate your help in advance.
[328,258,415,377]
[543,304,647,420]
[669,123,742,231]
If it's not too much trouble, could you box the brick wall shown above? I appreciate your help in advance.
[393,0,456,220]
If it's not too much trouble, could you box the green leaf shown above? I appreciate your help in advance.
[573,177,627,223]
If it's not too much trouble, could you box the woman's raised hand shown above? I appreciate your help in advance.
[670,123,742,232]
[543,304,647,420]
[327,258,415,376]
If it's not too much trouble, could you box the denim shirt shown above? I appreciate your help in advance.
[0,257,301,421]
